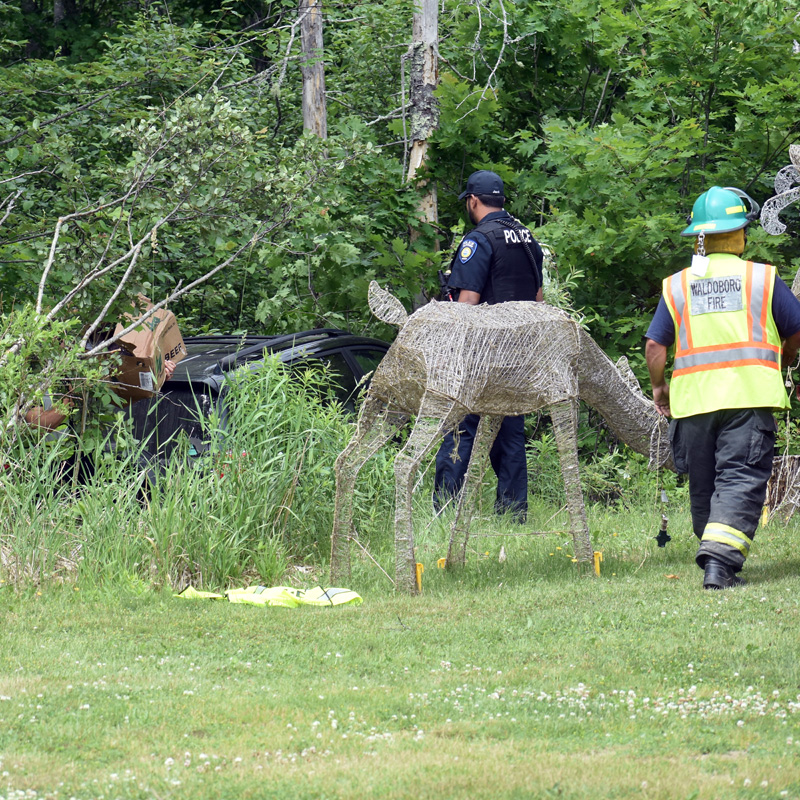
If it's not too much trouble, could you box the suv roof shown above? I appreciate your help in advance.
[175,329,389,384]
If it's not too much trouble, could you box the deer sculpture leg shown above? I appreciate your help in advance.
[446,414,504,568]
[330,395,408,583]
[549,399,594,568]
[394,398,461,594]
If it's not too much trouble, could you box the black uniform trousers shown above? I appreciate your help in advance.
[433,413,528,520]
[669,408,776,572]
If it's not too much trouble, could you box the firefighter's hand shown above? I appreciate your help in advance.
[653,384,671,418]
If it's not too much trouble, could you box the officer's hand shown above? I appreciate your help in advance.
[653,384,671,418]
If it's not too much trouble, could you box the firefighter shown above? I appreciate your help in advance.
[646,186,800,589]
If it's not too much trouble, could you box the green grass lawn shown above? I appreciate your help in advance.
[2,501,800,800]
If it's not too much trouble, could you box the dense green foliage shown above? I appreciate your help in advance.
[433,0,800,363]
[3,1,799,347]
[0,9,423,335]
[2,0,800,514]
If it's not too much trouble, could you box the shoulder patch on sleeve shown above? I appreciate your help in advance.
[459,239,478,263]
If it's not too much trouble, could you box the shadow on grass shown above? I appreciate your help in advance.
[737,557,800,586]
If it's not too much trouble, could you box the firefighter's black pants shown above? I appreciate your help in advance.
[669,408,776,572]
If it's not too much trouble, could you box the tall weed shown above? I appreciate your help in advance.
[0,357,398,590]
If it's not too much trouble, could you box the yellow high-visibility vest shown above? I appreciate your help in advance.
[663,253,789,418]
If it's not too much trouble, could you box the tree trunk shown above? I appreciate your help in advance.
[300,0,327,139]
[53,0,67,25]
[406,0,439,226]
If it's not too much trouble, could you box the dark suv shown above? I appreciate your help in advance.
[129,329,390,457]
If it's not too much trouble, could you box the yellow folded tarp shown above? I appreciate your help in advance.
[298,586,362,606]
[175,585,361,607]
[226,586,301,607]
[173,586,225,600]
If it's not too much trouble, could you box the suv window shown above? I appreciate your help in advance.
[302,352,360,412]
[350,348,387,378]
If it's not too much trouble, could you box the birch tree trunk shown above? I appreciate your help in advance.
[300,0,327,139]
[406,0,439,226]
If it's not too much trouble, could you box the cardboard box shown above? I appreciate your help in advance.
[113,298,186,403]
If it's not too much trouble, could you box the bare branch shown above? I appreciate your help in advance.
[453,0,509,122]
[211,51,241,89]
[219,65,280,91]
[37,217,69,315]
[82,153,339,359]
[44,182,186,321]
[35,125,191,315]
[0,168,51,186]
[0,189,23,229]
[79,243,143,349]
[83,220,281,358]
[274,3,316,94]
[437,53,472,83]
[446,0,537,122]
[591,68,613,129]
[363,107,406,126]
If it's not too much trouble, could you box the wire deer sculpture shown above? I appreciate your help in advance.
[330,282,669,594]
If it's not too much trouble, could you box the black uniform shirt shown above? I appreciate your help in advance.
[448,210,543,303]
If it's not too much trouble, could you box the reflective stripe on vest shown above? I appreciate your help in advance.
[662,255,788,417]
[674,346,779,373]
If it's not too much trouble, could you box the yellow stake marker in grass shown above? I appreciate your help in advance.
[593,551,604,577]
[415,562,424,592]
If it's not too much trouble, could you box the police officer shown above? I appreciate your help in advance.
[433,170,544,521]
[646,185,800,589]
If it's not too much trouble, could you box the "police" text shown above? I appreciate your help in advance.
[503,228,532,244]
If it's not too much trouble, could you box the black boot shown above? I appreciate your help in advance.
[703,557,746,590]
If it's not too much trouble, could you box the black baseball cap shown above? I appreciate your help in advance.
[458,170,505,200]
